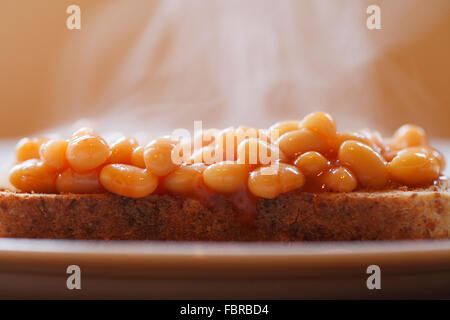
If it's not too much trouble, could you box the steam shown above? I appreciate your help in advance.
[1,0,449,188]
[50,0,448,138]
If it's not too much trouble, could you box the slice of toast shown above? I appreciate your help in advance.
[0,181,448,241]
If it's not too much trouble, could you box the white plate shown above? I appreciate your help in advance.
[0,239,449,299]
[0,140,448,299]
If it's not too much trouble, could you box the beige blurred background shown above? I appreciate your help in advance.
[0,0,449,139]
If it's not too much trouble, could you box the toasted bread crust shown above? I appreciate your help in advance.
[0,183,448,241]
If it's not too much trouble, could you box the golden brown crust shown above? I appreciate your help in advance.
[0,182,448,241]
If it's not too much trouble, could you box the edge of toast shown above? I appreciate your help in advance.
[0,182,448,241]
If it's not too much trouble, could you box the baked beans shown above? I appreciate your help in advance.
[294,151,329,177]
[9,159,57,193]
[189,145,217,165]
[237,138,285,165]
[40,139,68,171]
[247,165,281,199]
[16,137,48,162]
[322,167,358,192]
[203,161,248,193]
[100,164,158,198]
[299,112,336,141]
[338,140,388,188]
[56,168,104,194]
[388,147,440,186]
[130,146,146,168]
[268,120,299,141]
[276,128,330,158]
[164,164,206,194]
[143,137,178,176]
[248,163,305,198]
[108,136,139,165]
[66,135,111,173]
[392,124,427,149]
[9,112,446,199]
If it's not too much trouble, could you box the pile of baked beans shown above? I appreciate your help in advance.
[9,112,446,199]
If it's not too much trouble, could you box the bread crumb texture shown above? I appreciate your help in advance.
[0,183,448,240]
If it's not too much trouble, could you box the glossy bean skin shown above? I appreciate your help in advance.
[299,112,336,141]
[247,165,281,199]
[276,128,330,158]
[130,146,146,168]
[214,127,237,161]
[322,167,358,192]
[9,159,57,193]
[430,148,446,172]
[143,137,178,176]
[248,163,305,198]
[405,146,446,173]
[237,138,285,165]
[268,120,299,141]
[66,135,111,173]
[203,161,249,193]
[164,164,206,194]
[214,128,239,161]
[338,140,388,188]
[388,148,440,186]
[189,145,217,165]
[39,139,68,170]
[335,131,380,154]
[213,126,264,162]
[100,164,158,198]
[363,130,388,155]
[392,124,427,149]
[16,137,48,162]
[294,151,329,177]
[108,137,139,164]
[56,168,104,194]
[172,141,194,164]
[278,163,306,193]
